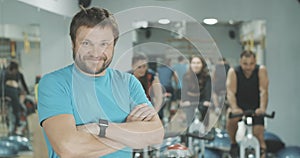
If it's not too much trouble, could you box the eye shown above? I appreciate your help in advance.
[100,42,109,47]
[81,41,90,46]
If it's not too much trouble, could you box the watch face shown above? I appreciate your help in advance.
[99,119,108,127]
[99,123,108,127]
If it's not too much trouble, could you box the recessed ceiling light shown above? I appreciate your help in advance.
[133,21,148,28]
[229,20,235,25]
[203,18,218,25]
[158,18,170,24]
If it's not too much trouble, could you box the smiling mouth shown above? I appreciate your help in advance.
[85,56,107,62]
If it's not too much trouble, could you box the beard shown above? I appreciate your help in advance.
[73,51,113,75]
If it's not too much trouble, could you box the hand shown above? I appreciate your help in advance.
[255,108,266,115]
[180,101,191,107]
[203,101,211,107]
[126,104,156,122]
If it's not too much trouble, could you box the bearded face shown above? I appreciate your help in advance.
[73,26,115,76]
[240,55,256,77]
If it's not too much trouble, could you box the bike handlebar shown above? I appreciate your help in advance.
[229,110,275,119]
[185,131,215,141]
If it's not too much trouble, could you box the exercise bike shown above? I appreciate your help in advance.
[149,107,216,158]
[229,110,275,158]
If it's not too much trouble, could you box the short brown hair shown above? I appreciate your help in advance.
[8,61,19,71]
[240,50,256,59]
[132,53,148,65]
[69,7,119,46]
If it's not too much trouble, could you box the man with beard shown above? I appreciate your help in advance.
[128,53,163,116]
[37,7,164,158]
[226,50,269,158]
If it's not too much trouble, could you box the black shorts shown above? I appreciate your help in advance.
[252,116,264,126]
[239,107,264,126]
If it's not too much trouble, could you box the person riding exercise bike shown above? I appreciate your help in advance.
[226,50,269,158]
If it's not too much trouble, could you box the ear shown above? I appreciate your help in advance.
[71,41,75,50]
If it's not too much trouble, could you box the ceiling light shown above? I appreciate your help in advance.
[203,18,218,25]
[158,18,170,24]
[133,21,148,28]
[229,20,235,25]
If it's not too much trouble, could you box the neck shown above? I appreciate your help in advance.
[74,64,106,77]
[243,71,252,78]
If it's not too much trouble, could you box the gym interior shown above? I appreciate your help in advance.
[0,0,299,157]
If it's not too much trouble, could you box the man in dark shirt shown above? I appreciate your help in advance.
[226,51,269,158]
[128,53,163,114]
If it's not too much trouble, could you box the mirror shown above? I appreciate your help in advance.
[133,20,266,67]
[132,19,266,132]
[0,0,41,89]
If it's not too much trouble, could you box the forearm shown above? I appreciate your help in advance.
[152,83,163,111]
[260,89,268,110]
[226,68,239,109]
[81,118,164,149]
[201,82,212,106]
[227,90,238,109]
[43,115,125,158]
[258,66,269,111]
[59,132,123,158]
[153,96,163,111]
[107,118,164,149]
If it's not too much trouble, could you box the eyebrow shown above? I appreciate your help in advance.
[80,39,113,43]
[81,39,92,42]
[102,39,115,43]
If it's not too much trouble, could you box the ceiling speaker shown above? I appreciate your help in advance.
[78,0,92,8]
[229,30,235,39]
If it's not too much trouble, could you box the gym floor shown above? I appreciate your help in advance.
[0,113,47,158]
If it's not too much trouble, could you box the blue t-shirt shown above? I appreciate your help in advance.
[38,64,152,158]
[157,65,174,88]
[172,63,188,88]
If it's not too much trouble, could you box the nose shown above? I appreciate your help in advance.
[245,65,252,71]
[91,45,106,57]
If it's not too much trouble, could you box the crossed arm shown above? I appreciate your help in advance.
[42,104,164,158]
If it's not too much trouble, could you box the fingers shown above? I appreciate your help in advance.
[142,108,156,121]
[129,104,147,116]
[127,104,156,122]
[132,106,156,121]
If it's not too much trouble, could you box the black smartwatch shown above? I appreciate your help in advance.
[98,119,108,137]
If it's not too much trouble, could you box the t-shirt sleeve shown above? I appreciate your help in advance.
[129,75,152,108]
[38,74,73,126]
